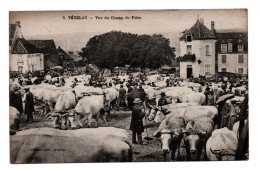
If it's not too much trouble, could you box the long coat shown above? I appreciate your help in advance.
[10,91,23,114]
[24,92,34,115]
[130,104,144,134]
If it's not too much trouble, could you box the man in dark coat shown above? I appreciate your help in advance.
[24,87,34,123]
[10,88,23,115]
[118,84,127,109]
[130,98,146,145]
[158,92,168,106]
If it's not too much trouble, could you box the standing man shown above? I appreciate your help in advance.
[24,87,34,123]
[130,98,146,145]
[158,92,168,106]
[10,85,23,115]
[118,84,127,110]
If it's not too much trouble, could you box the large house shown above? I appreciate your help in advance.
[179,18,217,79]
[10,38,44,73]
[9,21,64,73]
[216,32,248,74]
[27,40,61,70]
[57,46,74,70]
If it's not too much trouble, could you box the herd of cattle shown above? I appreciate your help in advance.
[9,74,248,163]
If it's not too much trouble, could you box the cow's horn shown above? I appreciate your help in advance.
[182,128,187,133]
[199,130,207,135]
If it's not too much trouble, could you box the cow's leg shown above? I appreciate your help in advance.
[171,146,177,161]
[163,153,167,161]
[196,143,203,161]
[64,116,68,130]
[177,142,181,160]
[102,113,108,127]
[87,113,92,128]
[185,146,191,161]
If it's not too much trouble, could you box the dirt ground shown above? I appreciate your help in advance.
[19,107,206,162]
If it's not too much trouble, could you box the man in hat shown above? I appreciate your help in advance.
[130,98,146,145]
[23,87,34,123]
[158,92,168,106]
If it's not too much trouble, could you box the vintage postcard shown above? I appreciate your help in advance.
[9,9,248,163]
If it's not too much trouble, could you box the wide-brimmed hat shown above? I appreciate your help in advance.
[160,92,166,96]
[133,98,142,103]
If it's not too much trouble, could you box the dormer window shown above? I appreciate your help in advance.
[221,44,227,53]
[186,35,192,42]
[238,44,244,52]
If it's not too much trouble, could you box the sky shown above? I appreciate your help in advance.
[10,9,247,52]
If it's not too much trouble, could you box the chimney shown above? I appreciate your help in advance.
[15,21,21,27]
[200,18,204,25]
[211,21,215,34]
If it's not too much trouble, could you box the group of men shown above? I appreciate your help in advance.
[10,86,34,123]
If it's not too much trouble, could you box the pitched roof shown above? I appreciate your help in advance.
[12,38,40,54]
[57,47,73,60]
[27,40,56,54]
[215,32,248,53]
[9,24,16,39]
[179,19,216,40]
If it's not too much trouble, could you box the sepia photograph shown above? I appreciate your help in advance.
[9,9,248,163]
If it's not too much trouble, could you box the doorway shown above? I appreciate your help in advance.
[187,65,193,78]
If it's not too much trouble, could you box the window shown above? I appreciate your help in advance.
[238,55,244,63]
[221,44,227,52]
[186,45,192,54]
[205,64,210,75]
[18,66,23,73]
[186,35,192,42]
[228,42,233,52]
[17,54,23,64]
[205,45,210,56]
[238,68,243,74]
[221,55,226,63]
[238,44,244,52]
[221,68,227,72]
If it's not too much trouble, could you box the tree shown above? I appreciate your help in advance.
[78,31,175,69]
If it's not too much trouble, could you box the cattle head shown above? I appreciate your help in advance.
[51,112,62,129]
[171,97,182,104]
[103,92,110,112]
[182,127,207,156]
[67,110,83,129]
[154,108,171,123]
[153,128,183,154]
[147,104,159,121]
[210,148,236,161]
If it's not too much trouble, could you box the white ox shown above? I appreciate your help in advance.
[69,95,109,128]
[103,87,119,111]
[51,90,77,129]
[29,84,73,116]
[10,127,132,163]
[152,105,218,124]
[206,128,238,161]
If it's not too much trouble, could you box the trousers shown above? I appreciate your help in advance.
[132,131,143,144]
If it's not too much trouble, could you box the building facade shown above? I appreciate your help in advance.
[216,33,248,74]
[179,18,217,79]
[10,38,44,73]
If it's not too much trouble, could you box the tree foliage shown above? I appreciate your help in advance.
[78,31,175,69]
